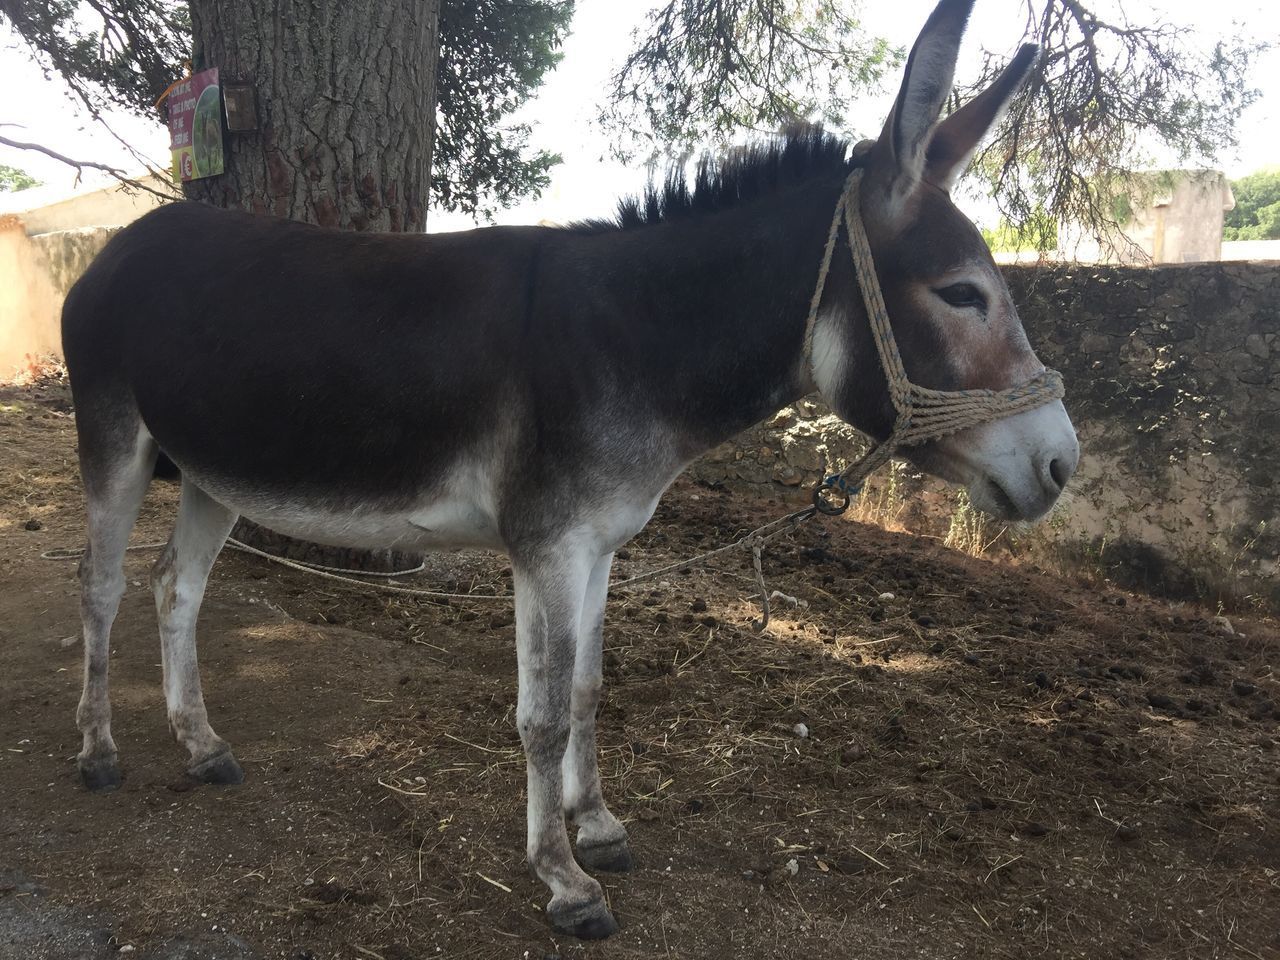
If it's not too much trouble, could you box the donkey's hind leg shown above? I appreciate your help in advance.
[76,425,157,790]
[150,479,242,783]
[564,552,632,873]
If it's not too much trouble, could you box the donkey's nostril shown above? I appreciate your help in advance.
[1048,457,1071,491]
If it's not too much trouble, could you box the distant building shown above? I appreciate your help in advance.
[1057,170,1236,265]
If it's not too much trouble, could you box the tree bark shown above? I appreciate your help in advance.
[186,0,439,231]
[185,0,440,571]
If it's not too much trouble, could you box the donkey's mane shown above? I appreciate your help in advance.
[572,124,855,233]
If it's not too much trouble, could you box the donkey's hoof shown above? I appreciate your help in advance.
[547,898,619,940]
[576,839,634,873]
[79,755,122,792]
[189,749,244,785]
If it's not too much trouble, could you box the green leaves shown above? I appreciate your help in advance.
[1224,169,1280,241]
[981,207,1058,253]
[432,0,573,217]
[0,163,39,192]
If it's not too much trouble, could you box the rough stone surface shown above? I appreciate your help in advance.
[30,228,122,300]
[690,261,1280,609]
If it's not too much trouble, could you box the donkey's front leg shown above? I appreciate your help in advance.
[563,552,631,872]
[513,544,619,940]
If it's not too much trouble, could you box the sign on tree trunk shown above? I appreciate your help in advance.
[167,68,224,182]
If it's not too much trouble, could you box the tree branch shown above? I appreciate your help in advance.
[0,131,177,201]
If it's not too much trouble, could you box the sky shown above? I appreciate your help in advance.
[1,0,1276,231]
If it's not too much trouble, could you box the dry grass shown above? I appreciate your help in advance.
[3,354,67,387]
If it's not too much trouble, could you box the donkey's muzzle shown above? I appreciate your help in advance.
[960,400,1079,523]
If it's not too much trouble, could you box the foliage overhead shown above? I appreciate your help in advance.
[0,163,39,192]
[605,0,1266,243]
[0,0,572,217]
[434,0,572,217]
[962,1,1264,245]
[0,0,189,123]
[602,0,900,158]
[1224,168,1280,241]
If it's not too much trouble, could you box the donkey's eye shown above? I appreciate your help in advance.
[935,283,986,309]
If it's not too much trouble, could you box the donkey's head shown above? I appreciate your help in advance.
[811,0,1077,521]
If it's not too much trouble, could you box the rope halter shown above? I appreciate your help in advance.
[803,167,1065,515]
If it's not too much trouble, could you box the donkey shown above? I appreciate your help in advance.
[62,0,1076,939]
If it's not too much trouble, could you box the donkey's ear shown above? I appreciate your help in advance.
[877,0,976,190]
[925,43,1040,191]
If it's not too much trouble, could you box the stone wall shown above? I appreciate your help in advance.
[691,261,1280,610]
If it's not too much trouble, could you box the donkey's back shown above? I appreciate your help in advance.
[64,202,549,501]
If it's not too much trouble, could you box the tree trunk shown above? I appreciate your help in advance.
[186,0,440,571]
[186,0,439,231]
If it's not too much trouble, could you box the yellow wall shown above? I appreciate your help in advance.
[0,217,60,378]
[0,176,168,379]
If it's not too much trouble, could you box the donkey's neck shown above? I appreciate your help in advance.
[581,176,847,460]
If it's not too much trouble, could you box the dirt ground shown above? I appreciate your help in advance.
[2,374,1278,960]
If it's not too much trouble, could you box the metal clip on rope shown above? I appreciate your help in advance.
[813,474,863,516]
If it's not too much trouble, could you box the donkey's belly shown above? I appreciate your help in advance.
[185,465,505,553]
